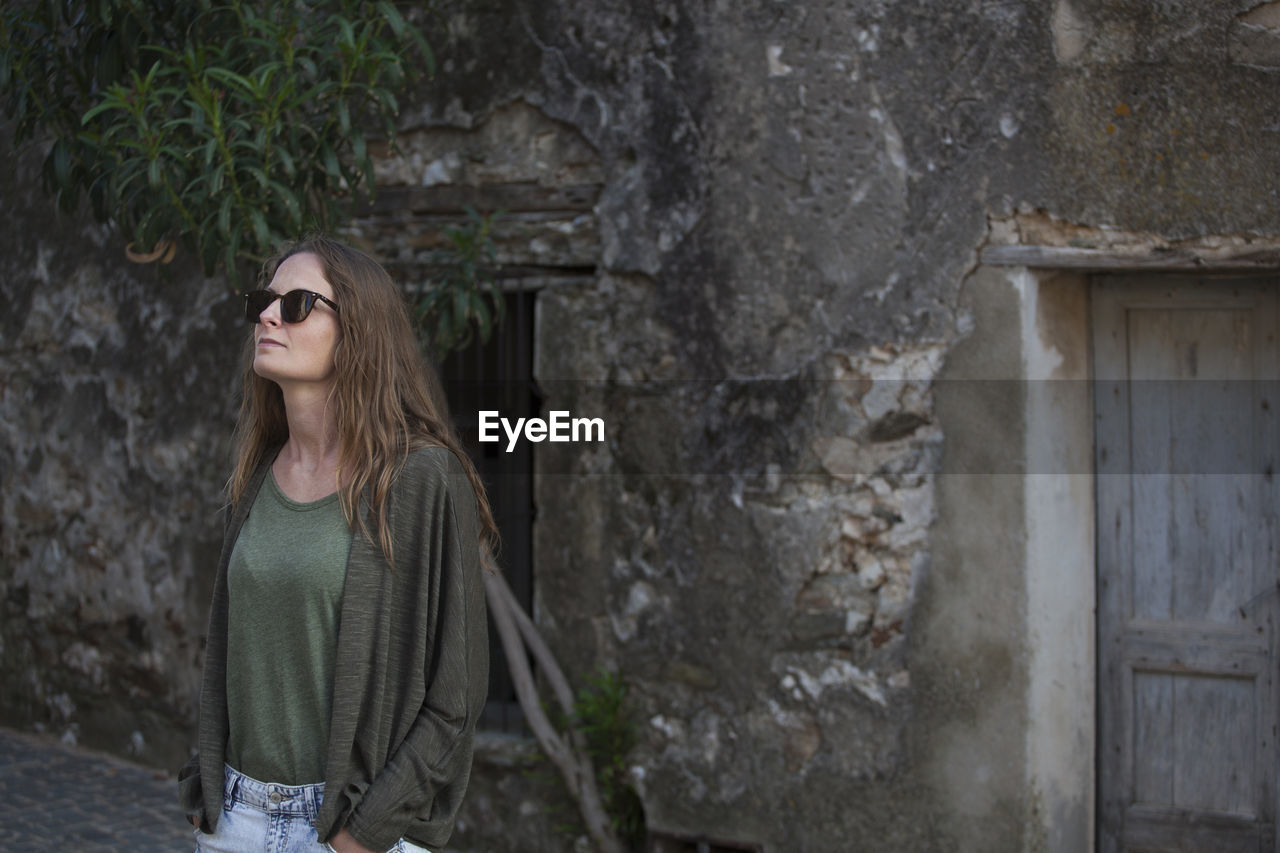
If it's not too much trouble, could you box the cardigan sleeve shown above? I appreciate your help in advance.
[177,753,202,822]
[342,449,489,850]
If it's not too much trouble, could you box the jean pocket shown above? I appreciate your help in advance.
[396,840,433,853]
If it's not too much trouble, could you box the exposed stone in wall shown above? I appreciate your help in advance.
[355,102,603,281]
[616,344,940,807]
[1050,0,1090,64]
[1229,2,1280,70]
[980,208,1280,274]
[373,100,602,189]
[525,253,946,845]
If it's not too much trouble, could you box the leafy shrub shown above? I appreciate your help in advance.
[573,668,647,847]
[2,0,432,285]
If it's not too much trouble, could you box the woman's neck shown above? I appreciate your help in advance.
[278,383,340,472]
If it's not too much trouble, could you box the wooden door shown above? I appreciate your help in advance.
[1094,275,1279,852]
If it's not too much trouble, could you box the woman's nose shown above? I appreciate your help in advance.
[259,299,283,326]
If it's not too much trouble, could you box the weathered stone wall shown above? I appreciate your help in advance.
[5,0,1280,851]
[1,134,242,768]
[402,1,1280,850]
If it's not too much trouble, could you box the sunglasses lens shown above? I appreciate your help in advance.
[243,290,275,322]
[244,289,329,323]
[280,290,316,323]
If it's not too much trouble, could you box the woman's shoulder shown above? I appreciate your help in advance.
[399,444,471,488]
[394,445,480,529]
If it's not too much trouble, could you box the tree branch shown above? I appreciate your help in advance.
[483,563,623,853]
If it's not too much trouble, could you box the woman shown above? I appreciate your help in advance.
[178,236,494,853]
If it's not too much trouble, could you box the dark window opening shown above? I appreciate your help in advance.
[439,290,539,734]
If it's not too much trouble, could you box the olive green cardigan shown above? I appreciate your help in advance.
[178,446,489,851]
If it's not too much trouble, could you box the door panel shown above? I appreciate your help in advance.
[1094,275,1279,853]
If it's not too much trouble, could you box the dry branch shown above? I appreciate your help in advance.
[483,563,623,853]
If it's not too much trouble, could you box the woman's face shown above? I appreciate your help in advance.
[251,252,341,389]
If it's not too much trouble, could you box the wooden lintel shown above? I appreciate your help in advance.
[981,243,1280,271]
[389,272,593,292]
[357,183,601,215]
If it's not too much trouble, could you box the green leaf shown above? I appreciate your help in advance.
[472,292,492,343]
[375,2,408,38]
[209,163,226,194]
[248,206,270,248]
[205,66,256,97]
[373,86,398,117]
[50,138,72,188]
[81,98,122,126]
[218,193,233,236]
[269,179,302,225]
[245,164,269,190]
[321,142,341,182]
[276,146,295,176]
[453,283,469,324]
[334,15,356,51]
[436,310,454,356]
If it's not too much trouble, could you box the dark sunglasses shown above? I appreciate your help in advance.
[243,289,339,324]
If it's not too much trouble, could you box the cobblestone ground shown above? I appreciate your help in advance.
[0,726,194,852]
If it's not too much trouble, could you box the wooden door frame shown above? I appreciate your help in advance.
[969,240,1280,853]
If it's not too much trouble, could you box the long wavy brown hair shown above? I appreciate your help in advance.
[226,235,498,565]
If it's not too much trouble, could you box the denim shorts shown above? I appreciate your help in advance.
[193,764,432,853]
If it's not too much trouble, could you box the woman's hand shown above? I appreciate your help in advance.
[326,828,376,853]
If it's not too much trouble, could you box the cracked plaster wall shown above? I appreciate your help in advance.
[4,1,1280,851]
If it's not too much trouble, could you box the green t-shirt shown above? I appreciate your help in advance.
[224,469,352,784]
